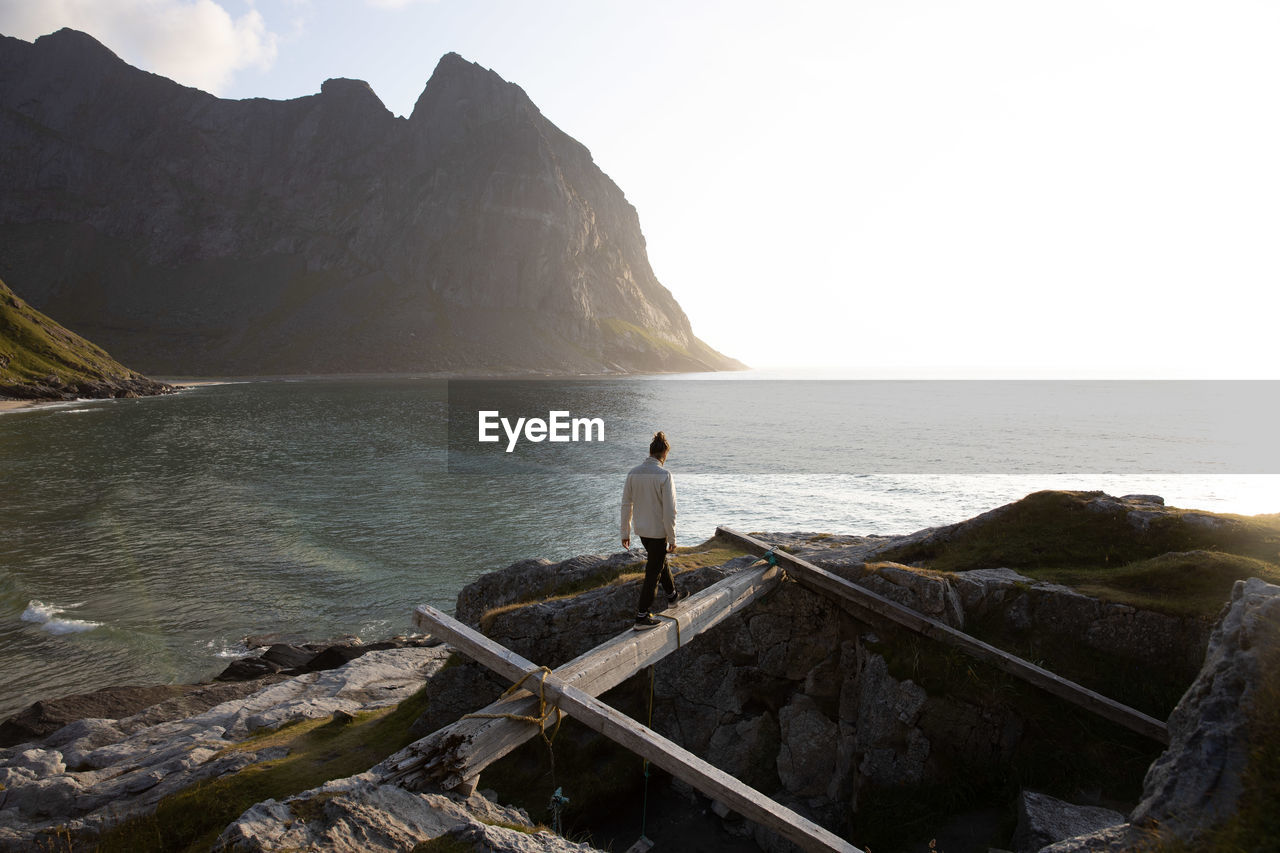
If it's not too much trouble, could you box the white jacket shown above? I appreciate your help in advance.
[620,456,677,542]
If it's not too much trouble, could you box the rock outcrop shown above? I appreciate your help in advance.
[1043,576,1280,851]
[193,534,1219,852]
[0,276,174,401]
[0,647,450,850]
[3,495,1275,851]
[0,29,741,376]
[215,777,596,853]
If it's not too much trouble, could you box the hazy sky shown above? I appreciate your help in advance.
[2,1,1277,376]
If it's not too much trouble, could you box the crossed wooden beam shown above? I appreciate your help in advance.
[392,528,1168,853]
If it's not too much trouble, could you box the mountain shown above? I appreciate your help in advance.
[0,29,742,376]
[0,276,173,399]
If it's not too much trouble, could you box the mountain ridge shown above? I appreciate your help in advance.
[0,29,742,376]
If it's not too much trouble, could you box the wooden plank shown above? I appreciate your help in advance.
[413,603,864,853]
[716,527,1170,744]
[386,562,782,790]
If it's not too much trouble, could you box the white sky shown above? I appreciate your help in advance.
[2,1,1278,377]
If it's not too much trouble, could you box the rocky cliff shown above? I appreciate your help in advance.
[3,493,1275,852]
[0,29,741,376]
[0,275,174,400]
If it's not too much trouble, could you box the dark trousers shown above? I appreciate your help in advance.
[637,536,675,614]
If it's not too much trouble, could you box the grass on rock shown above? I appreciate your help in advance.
[0,277,141,388]
[478,536,750,632]
[86,684,432,853]
[881,490,1280,619]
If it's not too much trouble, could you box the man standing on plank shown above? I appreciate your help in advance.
[621,430,685,630]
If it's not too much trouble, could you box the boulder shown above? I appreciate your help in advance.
[260,643,316,671]
[216,657,284,681]
[301,642,368,672]
[0,684,185,747]
[213,776,567,853]
[1130,576,1280,838]
[1011,791,1123,853]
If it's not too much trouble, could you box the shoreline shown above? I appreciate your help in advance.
[0,369,741,414]
[0,379,231,415]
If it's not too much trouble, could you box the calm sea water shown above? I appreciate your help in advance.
[1,374,1276,720]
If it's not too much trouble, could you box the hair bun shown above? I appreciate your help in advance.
[649,430,671,456]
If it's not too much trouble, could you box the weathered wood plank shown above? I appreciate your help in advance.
[386,562,782,790]
[716,527,1170,744]
[414,603,864,853]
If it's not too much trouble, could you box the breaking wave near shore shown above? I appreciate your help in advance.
[21,600,102,635]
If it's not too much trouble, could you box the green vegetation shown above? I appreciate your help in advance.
[85,684,433,853]
[1027,551,1280,618]
[880,490,1280,619]
[478,536,750,631]
[599,316,699,362]
[410,836,474,853]
[0,277,140,390]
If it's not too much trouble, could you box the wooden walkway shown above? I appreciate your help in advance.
[413,602,864,853]
[387,561,782,791]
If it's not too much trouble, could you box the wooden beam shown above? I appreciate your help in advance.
[385,562,782,790]
[716,527,1170,744]
[412,603,864,853]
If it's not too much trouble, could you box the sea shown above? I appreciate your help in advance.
[1,372,1277,721]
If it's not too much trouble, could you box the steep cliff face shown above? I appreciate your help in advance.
[0,29,740,375]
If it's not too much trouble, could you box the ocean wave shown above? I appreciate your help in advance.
[21,599,102,634]
[203,637,251,659]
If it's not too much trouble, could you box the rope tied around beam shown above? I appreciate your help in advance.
[655,612,682,647]
[462,665,564,739]
[461,665,565,787]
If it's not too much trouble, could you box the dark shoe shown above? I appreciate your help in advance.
[665,588,688,608]
[633,613,660,631]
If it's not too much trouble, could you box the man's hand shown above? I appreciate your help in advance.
[622,538,630,550]
[667,542,677,553]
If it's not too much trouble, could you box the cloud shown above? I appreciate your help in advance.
[0,0,278,94]
[362,0,436,9]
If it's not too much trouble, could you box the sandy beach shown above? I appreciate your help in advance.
[0,400,36,413]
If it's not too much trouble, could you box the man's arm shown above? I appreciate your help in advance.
[620,472,634,548]
[663,471,677,550]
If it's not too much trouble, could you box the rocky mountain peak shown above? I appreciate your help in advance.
[34,27,122,64]
[0,33,742,375]
[409,52,536,128]
[319,77,393,120]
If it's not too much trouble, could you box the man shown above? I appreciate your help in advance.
[621,430,685,630]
